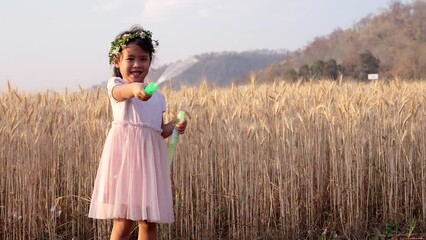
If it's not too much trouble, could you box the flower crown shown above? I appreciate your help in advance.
[108,29,159,64]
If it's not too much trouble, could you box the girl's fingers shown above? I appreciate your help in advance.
[177,128,185,134]
[135,90,151,101]
[136,93,144,100]
[176,122,187,134]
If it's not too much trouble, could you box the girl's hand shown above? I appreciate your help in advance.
[132,83,152,101]
[175,118,187,134]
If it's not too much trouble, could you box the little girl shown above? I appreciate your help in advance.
[89,25,187,240]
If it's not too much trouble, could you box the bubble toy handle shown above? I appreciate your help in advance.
[168,110,185,165]
[145,82,158,95]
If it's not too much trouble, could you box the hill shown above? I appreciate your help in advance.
[93,49,287,90]
[250,0,426,83]
[148,49,287,88]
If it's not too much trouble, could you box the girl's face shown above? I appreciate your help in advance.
[114,42,151,83]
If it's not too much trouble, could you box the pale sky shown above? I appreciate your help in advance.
[0,0,405,92]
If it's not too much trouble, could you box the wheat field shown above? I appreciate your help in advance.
[1,79,425,239]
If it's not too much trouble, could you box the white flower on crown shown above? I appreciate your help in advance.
[111,48,120,56]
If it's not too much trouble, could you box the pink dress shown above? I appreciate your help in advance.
[88,77,174,223]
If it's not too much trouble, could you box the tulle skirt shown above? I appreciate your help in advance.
[88,122,174,223]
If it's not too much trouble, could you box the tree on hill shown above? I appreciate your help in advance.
[323,59,339,80]
[310,60,325,79]
[298,64,310,80]
[360,50,380,79]
[284,69,298,82]
[341,50,380,80]
[279,50,379,82]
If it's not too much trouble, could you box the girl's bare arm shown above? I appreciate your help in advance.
[161,119,175,138]
[112,82,151,101]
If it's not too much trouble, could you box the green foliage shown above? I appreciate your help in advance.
[369,219,422,239]
[340,50,381,80]
[284,68,298,81]
[320,228,338,240]
[266,48,381,82]
[407,219,417,238]
[385,221,396,238]
[359,50,380,79]
[323,59,339,80]
[298,64,310,80]
[310,60,325,79]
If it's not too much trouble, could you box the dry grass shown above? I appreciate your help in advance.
[1,79,426,239]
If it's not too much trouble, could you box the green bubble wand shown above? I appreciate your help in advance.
[144,57,198,165]
[167,110,185,165]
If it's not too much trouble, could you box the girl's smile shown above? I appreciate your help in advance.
[114,42,151,84]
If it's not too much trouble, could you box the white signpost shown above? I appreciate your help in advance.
[368,73,379,80]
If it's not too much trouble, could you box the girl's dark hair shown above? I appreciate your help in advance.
[112,25,156,78]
